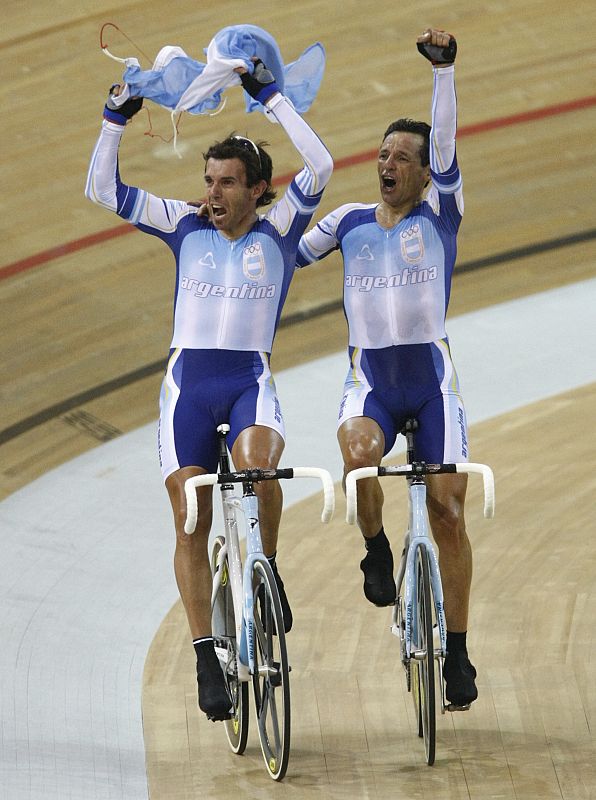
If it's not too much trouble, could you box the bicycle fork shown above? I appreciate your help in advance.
[391,482,448,693]
[212,487,252,683]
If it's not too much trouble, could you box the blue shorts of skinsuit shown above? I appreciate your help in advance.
[158,348,285,479]
[338,339,469,462]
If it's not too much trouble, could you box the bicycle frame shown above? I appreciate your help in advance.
[184,430,335,685]
[210,485,254,681]
[392,480,447,663]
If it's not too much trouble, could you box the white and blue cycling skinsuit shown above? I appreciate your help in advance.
[86,93,332,477]
[297,65,468,462]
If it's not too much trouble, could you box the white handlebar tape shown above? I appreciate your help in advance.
[345,462,496,523]
[183,473,218,534]
[183,467,336,534]
[292,467,336,523]
[345,466,379,524]
[455,463,496,518]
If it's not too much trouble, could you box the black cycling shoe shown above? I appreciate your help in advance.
[258,565,293,634]
[196,645,233,721]
[272,565,293,633]
[360,547,396,607]
[443,651,478,708]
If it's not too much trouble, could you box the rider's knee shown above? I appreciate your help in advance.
[428,499,466,545]
[343,435,382,471]
[174,502,211,543]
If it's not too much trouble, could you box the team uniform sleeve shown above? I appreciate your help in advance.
[260,94,333,240]
[266,93,333,197]
[296,208,342,267]
[426,65,463,226]
[85,120,191,239]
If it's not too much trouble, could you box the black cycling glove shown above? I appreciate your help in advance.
[417,37,457,65]
[104,85,143,124]
[240,60,280,105]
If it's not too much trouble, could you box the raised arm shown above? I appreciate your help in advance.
[429,65,458,183]
[85,87,140,213]
[417,28,462,224]
[85,86,192,238]
[417,29,460,186]
[240,60,333,198]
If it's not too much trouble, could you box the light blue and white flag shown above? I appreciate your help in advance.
[111,24,325,116]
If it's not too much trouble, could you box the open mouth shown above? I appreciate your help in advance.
[381,175,396,189]
[210,204,226,219]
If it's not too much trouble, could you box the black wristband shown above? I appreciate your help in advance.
[103,107,127,125]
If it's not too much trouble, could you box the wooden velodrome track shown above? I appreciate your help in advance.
[2,0,596,797]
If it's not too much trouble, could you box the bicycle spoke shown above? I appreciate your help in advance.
[211,537,248,755]
[251,559,290,780]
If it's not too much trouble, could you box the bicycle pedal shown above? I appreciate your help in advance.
[268,660,291,687]
[206,709,233,722]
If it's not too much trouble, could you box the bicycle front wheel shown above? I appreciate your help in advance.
[211,536,249,755]
[251,558,290,781]
[413,546,436,765]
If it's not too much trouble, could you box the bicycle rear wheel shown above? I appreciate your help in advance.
[413,546,436,765]
[251,558,290,781]
[211,536,249,755]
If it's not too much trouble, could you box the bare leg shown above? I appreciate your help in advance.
[426,472,471,632]
[167,465,234,722]
[338,416,397,607]
[426,472,477,705]
[337,416,385,538]
[231,425,285,557]
[231,425,293,631]
[166,466,214,639]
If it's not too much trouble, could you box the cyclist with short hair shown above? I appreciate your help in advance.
[86,61,333,720]
[297,29,477,708]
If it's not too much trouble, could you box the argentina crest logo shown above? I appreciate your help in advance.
[243,241,265,279]
[400,224,424,263]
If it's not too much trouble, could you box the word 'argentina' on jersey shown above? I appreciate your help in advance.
[180,276,277,299]
[346,265,439,292]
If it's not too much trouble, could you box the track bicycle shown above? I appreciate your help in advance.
[345,418,494,765]
[184,423,335,781]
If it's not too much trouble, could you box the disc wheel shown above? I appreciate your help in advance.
[412,546,436,765]
[211,536,249,754]
[251,559,290,780]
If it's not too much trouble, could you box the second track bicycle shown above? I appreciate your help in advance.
[345,418,495,765]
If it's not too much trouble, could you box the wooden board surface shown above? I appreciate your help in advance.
[143,384,596,798]
[2,0,595,497]
[1,0,595,796]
